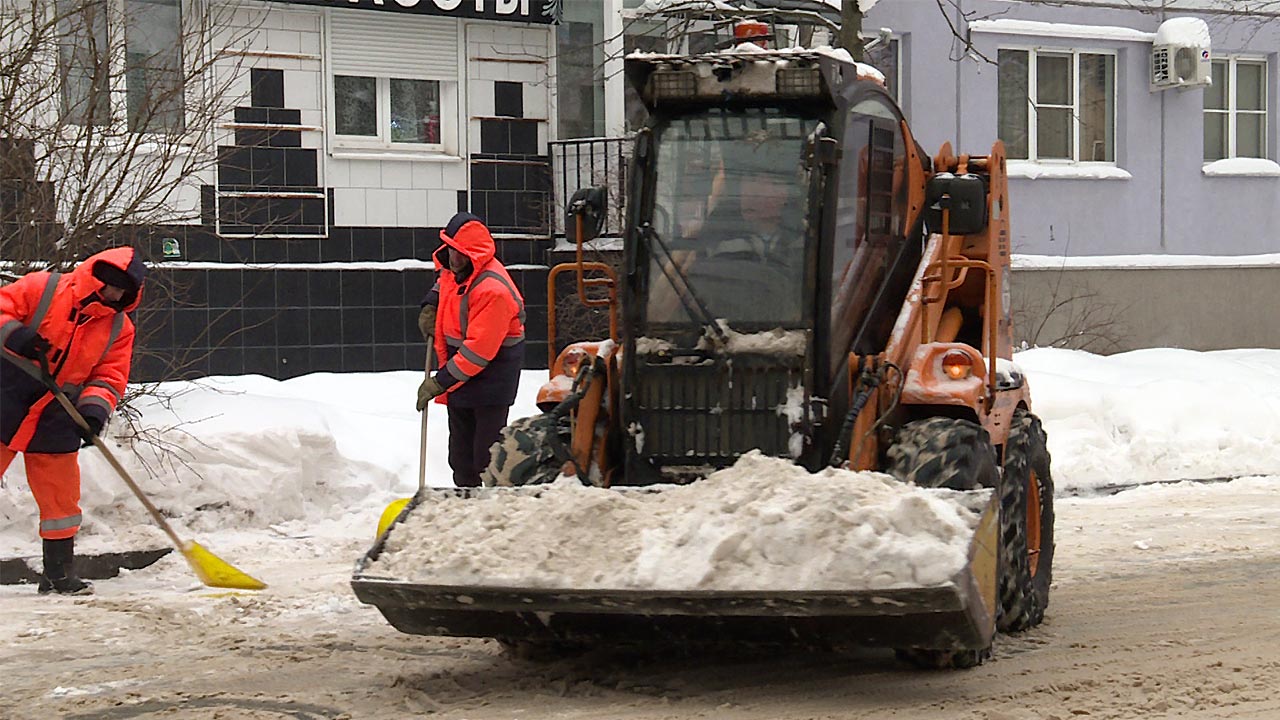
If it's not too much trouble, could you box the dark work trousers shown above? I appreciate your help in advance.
[446,405,511,487]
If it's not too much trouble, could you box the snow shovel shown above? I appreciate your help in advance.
[376,346,434,539]
[38,361,266,590]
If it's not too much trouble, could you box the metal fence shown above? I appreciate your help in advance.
[548,135,633,241]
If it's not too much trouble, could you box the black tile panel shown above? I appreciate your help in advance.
[472,163,496,191]
[251,68,285,108]
[235,107,269,124]
[374,344,408,372]
[480,119,509,154]
[309,270,342,306]
[208,347,245,375]
[284,149,318,187]
[494,81,524,118]
[308,347,342,374]
[266,108,301,125]
[340,271,374,307]
[277,308,310,347]
[242,272,276,308]
[241,309,277,347]
[373,309,405,344]
[171,308,209,347]
[244,347,278,375]
[341,345,374,373]
[372,270,405,307]
[309,308,342,345]
[510,121,539,156]
[254,239,288,263]
[383,227,414,261]
[341,309,374,344]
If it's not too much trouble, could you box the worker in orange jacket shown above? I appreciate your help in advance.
[1,246,146,595]
[417,213,525,487]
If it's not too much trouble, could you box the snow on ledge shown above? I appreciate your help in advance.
[970,19,1155,43]
[1202,158,1280,178]
[1007,162,1132,181]
[1014,253,1280,270]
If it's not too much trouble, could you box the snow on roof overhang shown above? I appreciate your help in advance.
[634,0,843,24]
[969,19,1156,43]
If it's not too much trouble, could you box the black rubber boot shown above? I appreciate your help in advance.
[38,537,94,596]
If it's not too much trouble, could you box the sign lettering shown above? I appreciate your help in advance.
[271,0,556,23]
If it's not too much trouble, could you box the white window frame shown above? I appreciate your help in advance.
[1204,56,1269,162]
[1000,46,1118,165]
[324,12,463,158]
[330,75,455,153]
[51,0,188,137]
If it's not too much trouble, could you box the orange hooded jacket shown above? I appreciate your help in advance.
[429,213,525,407]
[0,247,145,453]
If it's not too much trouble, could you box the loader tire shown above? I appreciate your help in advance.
[885,417,999,668]
[482,413,570,487]
[997,409,1055,633]
[886,417,999,491]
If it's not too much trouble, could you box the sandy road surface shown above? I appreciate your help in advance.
[2,479,1278,720]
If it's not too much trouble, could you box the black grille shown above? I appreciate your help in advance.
[634,361,804,465]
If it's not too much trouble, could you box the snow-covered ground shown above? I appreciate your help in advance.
[3,347,1280,720]
[3,346,1280,560]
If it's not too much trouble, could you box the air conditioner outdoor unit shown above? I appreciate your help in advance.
[1151,17,1211,91]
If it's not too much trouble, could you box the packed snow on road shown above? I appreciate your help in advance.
[2,347,1279,719]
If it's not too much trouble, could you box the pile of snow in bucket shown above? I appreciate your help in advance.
[366,451,988,591]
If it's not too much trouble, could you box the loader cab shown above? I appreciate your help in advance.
[617,53,926,484]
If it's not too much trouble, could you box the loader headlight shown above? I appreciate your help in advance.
[941,350,973,380]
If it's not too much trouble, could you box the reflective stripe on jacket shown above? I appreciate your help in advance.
[430,213,525,407]
[0,247,144,453]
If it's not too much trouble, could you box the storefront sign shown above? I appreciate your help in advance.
[272,0,560,23]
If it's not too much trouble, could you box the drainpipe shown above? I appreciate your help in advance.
[955,0,964,145]
[1159,1,1167,251]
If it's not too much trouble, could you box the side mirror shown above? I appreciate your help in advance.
[566,186,608,246]
[924,173,988,235]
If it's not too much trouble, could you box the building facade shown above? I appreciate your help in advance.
[49,0,574,380]
[866,0,1279,257]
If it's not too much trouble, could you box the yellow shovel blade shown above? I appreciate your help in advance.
[181,541,267,590]
[376,498,411,540]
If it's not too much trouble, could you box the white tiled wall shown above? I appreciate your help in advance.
[208,6,553,230]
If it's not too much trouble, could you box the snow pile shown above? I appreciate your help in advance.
[1202,158,1280,177]
[1017,348,1280,490]
[700,323,808,355]
[366,451,987,591]
[0,370,543,557]
[1153,17,1211,48]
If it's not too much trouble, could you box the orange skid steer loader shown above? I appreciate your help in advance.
[353,47,1054,668]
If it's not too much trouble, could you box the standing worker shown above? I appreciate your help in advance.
[0,246,146,595]
[417,212,526,487]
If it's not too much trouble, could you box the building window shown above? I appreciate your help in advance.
[124,0,184,133]
[56,0,184,132]
[1204,58,1268,161]
[998,49,1115,162]
[334,76,442,146]
[864,37,901,105]
[57,0,109,126]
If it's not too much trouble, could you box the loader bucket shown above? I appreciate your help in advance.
[351,488,999,653]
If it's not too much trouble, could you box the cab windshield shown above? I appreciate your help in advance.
[645,108,818,327]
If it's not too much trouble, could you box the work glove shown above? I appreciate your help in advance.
[76,405,108,447]
[3,326,52,360]
[416,376,446,412]
[417,304,437,342]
